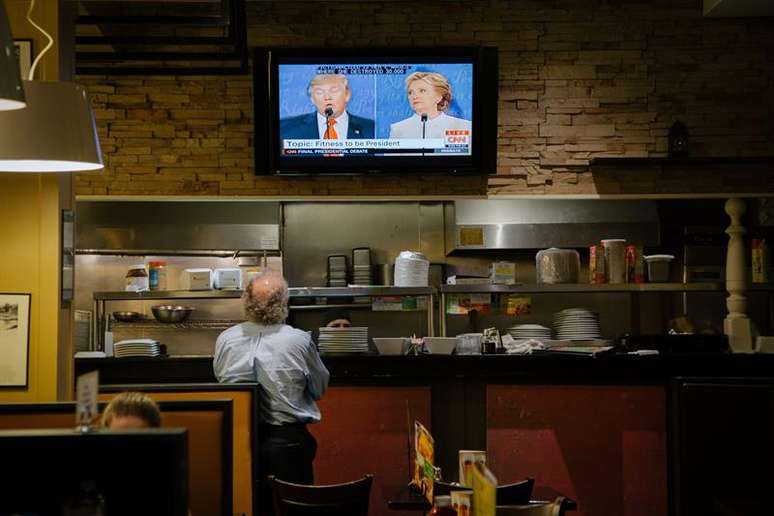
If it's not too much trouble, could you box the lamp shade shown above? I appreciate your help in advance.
[0,80,103,172]
[0,2,25,110]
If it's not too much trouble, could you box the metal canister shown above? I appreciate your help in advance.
[589,244,606,284]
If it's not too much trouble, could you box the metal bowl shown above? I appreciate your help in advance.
[112,311,141,323]
[151,305,195,324]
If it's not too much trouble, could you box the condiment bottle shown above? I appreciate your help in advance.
[429,495,456,516]
[148,260,168,290]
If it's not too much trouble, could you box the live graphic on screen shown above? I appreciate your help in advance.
[278,63,473,158]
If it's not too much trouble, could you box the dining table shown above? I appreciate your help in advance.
[387,484,577,512]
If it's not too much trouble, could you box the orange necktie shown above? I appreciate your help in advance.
[324,118,338,139]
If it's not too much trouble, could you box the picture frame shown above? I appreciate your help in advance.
[62,210,74,303]
[0,293,31,388]
[13,39,33,81]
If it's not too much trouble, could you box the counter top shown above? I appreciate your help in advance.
[75,352,774,386]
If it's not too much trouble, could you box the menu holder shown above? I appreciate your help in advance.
[412,420,435,505]
[471,462,497,516]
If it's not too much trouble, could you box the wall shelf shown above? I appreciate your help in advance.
[93,286,436,349]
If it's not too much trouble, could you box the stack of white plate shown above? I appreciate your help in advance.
[394,251,429,287]
[317,327,369,354]
[114,338,161,358]
[552,309,602,340]
[507,324,552,340]
[352,265,372,285]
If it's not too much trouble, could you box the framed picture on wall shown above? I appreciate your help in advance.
[62,210,74,303]
[13,39,33,81]
[0,293,31,388]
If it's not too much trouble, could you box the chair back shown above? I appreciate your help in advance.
[496,478,535,505]
[270,475,373,516]
[496,497,567,516]
[435,477,534,505]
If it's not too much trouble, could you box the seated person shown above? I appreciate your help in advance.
[101,391,161,429]
[322,308,352,328]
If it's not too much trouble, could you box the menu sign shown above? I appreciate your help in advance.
[413,420,435,504]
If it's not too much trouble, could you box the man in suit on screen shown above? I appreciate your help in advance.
[280,74,375,140]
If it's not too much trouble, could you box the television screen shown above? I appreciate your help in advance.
[255,47,498,175]
[0,428,188,516]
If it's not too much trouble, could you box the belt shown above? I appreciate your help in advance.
[260,422,308,429]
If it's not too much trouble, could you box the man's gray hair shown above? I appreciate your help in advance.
[242,272,289,325]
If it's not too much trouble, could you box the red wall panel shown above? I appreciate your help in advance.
[311,386,432,516]
[487,385,667,516]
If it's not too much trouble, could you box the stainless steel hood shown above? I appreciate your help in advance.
[447,199,660,251]
[76,201,280,254]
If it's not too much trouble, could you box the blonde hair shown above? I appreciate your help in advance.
[307,74,350,97]
[405,72,452,113]
[102,391,161,428]
[243,272,289,325]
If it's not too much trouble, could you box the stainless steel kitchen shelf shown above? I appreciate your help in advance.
[289,304,373,311]
[439,283,732,294]
[94,290,244,300]
[93,286,437,350]
[437,282,774,336]
[111,319,242,331]
[289,286,435,297]
[94,286,435,300]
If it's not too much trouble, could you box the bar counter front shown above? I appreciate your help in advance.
[76,352,774,516]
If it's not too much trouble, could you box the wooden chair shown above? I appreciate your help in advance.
[434,477,534,505]
[269,474,373,516]
[497,497,567,516]
[497,478,535,505]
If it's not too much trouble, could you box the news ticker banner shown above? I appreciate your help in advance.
[282,131,472,156]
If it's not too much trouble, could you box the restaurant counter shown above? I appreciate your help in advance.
[75,352,774,386]
[75,353,774,516]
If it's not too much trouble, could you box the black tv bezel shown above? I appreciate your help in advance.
[253,46,498,176]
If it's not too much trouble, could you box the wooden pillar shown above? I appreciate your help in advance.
[724,198,754,352]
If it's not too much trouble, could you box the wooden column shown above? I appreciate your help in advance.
[724,198,754,352]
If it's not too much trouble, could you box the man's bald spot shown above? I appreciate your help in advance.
[249,272,287,302]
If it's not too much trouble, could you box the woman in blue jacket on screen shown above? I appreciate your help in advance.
[389,71,471,139]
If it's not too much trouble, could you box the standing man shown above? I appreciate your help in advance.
[214,272,329,513]
[280,73,375,140]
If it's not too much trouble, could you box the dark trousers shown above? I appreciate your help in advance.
[258,423,317,515]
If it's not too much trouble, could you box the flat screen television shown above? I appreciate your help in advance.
[254,47,498,175]
[0,428,188,516]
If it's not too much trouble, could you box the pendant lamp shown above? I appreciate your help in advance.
[0,0,103,172]
[0,2,26,110]
[0,80,103,172]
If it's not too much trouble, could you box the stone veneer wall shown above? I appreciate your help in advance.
[74,0,774,197]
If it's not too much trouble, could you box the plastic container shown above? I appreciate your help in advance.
[394,251,430,287]
[535,248,580,284]
[601,239,627,284]
[148,260,168,291]
[644,254,674,282]
[125,265,149,292]
[455,333,482,355]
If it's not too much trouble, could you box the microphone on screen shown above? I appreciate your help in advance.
[420,113,428,156]
[324,107,334,118]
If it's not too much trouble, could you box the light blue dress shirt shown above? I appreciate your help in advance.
[213,322,330,425]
